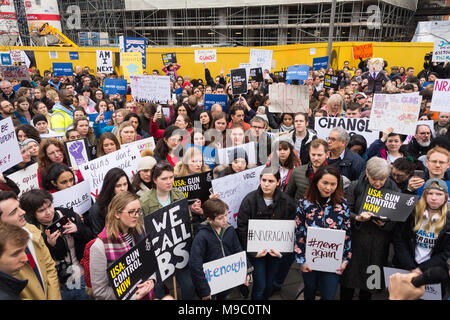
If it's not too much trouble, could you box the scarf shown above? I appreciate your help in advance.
[98,228,143,265]
[280,124,294,132]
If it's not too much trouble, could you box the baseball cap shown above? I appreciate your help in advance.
[423,178,448,194]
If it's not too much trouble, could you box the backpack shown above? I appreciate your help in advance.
[80,237,98,295]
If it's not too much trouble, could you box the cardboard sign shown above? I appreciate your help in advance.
[268,83,309,113]
[323,74,341,90]
[203,251,247,296]
[6,162,38,197]
[216,142,257,165]
[211,165,265,228]
[0,66,29,81]
[249,67,263,82]
[52,180,92,215]
[305,227,346,273]
[312,56,329,71]
[249,49,273,72]
[122,136,156,153]
[230,68,248,95]
[195,49,217,63]
[286,65,309,81]
[107,233,158,300]
[96,50,113,74]
[246,219,296,253]
[79,147,141,200]
[104,79,128,95]
[358,186,418,222]
[143,199,192,282]
[369,93,422,136]
[432,40,450,63]
[383,267,442,300]
[0,117,22,173]
[430,79,450,112]
[204,94,227,111]
[352,43,373,60]
[173,171,213,203]
[130,75,171,103]
[52,62,73,76]
[64,138,90,171]
[315,117,380,147]
[162,53,177,65]
[120,52,143,80]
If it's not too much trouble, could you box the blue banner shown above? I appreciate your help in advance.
[69,52,79,60]
[0,53,12,66]
[104,79,127,95]
[185,144,216,169]
[286,65,309,80]
[312,56,329,71]
[88,110,113,126]
[52,63,73,76]
[204,94,228,111]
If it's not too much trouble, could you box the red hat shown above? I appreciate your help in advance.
[182,82,191,89]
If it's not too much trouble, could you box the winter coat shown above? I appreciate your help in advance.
[0,271,27,300]
[404,137,431,160]
[328,148,366,182]
[285,164,310,203]
[291,128,317,165]
[366,138,410,162]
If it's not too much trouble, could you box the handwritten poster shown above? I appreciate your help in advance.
[96,50,113,74]
[352,43,373,60]
[246,220,296,253]
[195,49,217,63]
[122,136,156,153]
[0,66,30,81]
[268,84,309,113]
[6,162,39,197]
[0,117,22,173]
[432,40,450,63]
[130,75,171,103]
[249,49,273,72]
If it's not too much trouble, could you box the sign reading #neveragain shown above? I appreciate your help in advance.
[144,199,192,282]
[305,227,346,273]
[107,233,158,300]
[0,117,22,173]
[430,79,450,112]
[246,219,296,253]
[173,171,213,203]
[358,186,418,222]
[52,180,92,215]
[203,251,247,296]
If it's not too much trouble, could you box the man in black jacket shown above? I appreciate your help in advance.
[0,80,16,104]
[405,124,433,160]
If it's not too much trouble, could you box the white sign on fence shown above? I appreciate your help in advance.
[96,50,113,74]
[195,49,217,63]
[202,251,247,296]
[246,219,296,253]
[268,84,309,113]
[52,180,92,215]
[130,75,171,104]
[6,163,39,197]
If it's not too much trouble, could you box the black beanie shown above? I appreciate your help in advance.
[32,114,48,126]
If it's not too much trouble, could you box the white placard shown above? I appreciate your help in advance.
[430,79,450,112]
[0,117,23,173]
[246,219,296,253]
[383,267,442,300]
[315,117,380,147]
[122,136,156,153]
[369,93,422,136]
[6,163,38,197]
[49,51,58,59]
[195,49,217,63]
[249,49,273,72]
[212,165,265,228]
[305,227,346,273]
[268,83,309,113]
[130,75,171,104]
[52,180,92,215]
[79,147,141,201]
[96,50,113,74]
[310,47,316,56]
[202,251,247,296]
[432,40,450,63]
[216,142,257,165]
[9,50,25,63]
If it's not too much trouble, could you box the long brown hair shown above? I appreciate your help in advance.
[304,165,344,206]
[37,138,68,173]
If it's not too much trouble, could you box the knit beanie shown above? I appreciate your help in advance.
[137,156,157,172]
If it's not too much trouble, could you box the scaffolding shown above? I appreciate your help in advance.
[57,0,419,47]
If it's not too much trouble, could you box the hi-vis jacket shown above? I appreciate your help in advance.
[50,103,74,133]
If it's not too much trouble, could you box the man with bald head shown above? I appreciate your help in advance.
[0,80,16,103]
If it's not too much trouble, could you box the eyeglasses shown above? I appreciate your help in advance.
[123,208,143,217]
[326,137,338,142]
[428,160,447,166]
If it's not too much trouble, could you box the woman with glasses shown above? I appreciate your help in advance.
[139,161,196,300]
[89,191,157,300]
[20,189,93,300]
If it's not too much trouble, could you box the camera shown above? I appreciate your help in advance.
[47,216,70,234]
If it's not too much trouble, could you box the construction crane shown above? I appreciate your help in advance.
[29,22,78,47]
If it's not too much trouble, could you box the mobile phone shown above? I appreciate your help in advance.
[370,215,389,222]
[413,170,425,179]
[47,216,70,234]
[157,105,162,113]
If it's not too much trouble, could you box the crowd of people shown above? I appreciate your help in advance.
[0,57,448,301]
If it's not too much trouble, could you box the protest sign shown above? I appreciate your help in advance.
[69,52,79,60]
[119,36,146,69]
[204,94,227,112]
[246,220,296,253]
[216,142,257,165]
[273,71,286,80]
[249,49,273,72]
[211,165,265,228]
[0,117,22,173]
[286,65,309,81]
[323,74,341,90]
[0,53,12,66]
[130,75,171,104]
[383,267,442,300]
[239,63,251,80]
[79,147,141,200]
[305,227,346,273]
[122,136,156,154]
[369,93,422,136]
[430,79,450,112]
[185,144,216,169]
[162,53,177,65]
[203,251,247,296]
[195,49,217,63]
[432,40,450,63]
[104,78,127,95]
[107,233,158,300]
[40,132,64,140]
[52,180,92,215]
[230,68,248,95]
[52,63,73,76]
[173,171,213,203]
[248,68,263,82]
[96,50,113,74]
[88,111,113,127]
[144,199,192,282]
[9,50,25,64]
[0,66,29,81]
[268,83,309,113]
[358,186,418,222]
[312,56,329,71]
[315,117,380,147]
[64,138,90,171]
[6,162,38,197]
[120,52,143,80]
[352,43,373,60]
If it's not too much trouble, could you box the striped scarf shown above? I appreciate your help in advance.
[98,228,143,265]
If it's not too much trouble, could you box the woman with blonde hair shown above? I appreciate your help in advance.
[117,121,137,145]
[89,191,157,300]
[321,93,344,117]
[393,178,449,274]
[174,147,211,178]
